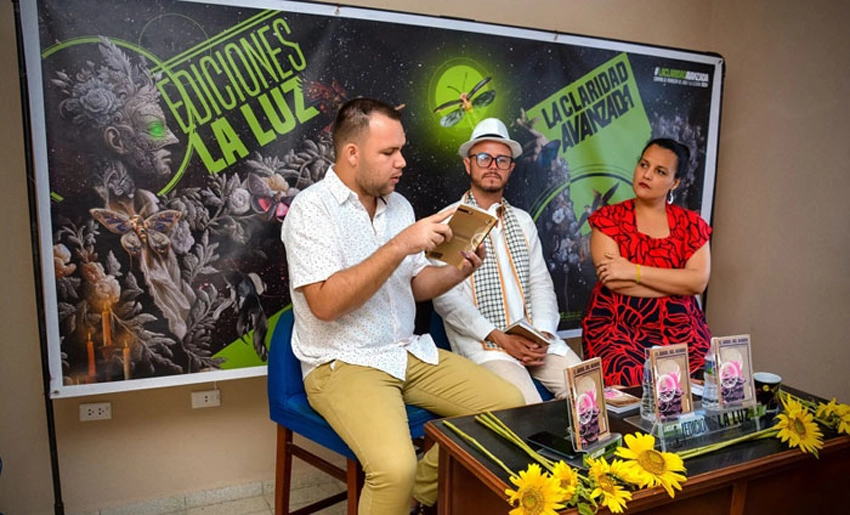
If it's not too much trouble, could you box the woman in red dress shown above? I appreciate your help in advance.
[582,138,712,387]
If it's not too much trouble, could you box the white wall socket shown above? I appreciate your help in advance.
[79,402,112,421]
[191,389,221,408]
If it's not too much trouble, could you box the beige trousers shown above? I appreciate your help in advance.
[304,349,524,515]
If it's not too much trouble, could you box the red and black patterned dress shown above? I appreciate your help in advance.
[582,199,712,387]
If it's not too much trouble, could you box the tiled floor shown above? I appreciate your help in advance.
[73,438,349,515]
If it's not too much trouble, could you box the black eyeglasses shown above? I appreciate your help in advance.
[469,152,514,170]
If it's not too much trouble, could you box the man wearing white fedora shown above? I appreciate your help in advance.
[433,118,581,404]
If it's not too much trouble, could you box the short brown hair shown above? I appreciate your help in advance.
[332,98,402,155]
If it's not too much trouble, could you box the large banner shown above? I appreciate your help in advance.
[18,0,723,397]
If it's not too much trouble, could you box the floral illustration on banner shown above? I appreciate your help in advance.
[48,37,334,384]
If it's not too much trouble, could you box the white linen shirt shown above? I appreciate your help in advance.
[281,167,438,380]
[432,199,570,365]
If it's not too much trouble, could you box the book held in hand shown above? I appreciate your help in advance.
[504,318,552,347]
[425,204,497,269]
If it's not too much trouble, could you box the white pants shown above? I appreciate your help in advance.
[482,352,581,404]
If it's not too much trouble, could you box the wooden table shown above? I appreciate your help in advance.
[425,393,850,514]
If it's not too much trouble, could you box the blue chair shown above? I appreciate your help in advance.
[267,309,438,515]
[429,310,554,402]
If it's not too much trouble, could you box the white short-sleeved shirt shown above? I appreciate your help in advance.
[281,167,438,380]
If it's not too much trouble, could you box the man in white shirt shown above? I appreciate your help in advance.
[433,118,582,404]
[281,99,523,515]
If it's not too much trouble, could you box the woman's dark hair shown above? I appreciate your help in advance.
[642,138,690,179]
[332,98,402,155]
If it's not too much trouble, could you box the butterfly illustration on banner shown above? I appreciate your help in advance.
[433,76,496,128]
[90,208,182,259]
[305,78,349,132]
[90,206,194,339]
[247,173,296,221]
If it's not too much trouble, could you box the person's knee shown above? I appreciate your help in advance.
[366,448,418,492]
[495,380,526,409]
[480,361,533,409]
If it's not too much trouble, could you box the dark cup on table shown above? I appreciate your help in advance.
[753,372,782,413]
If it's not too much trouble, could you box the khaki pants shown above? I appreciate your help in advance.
[304,349,524,515]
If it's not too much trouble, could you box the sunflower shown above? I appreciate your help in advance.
[587,457,632,514]
[839,412,850,436]
[550,461,579,502]
[615,432,687,497]
[776,395,824,456]
[815,398,841,419]
[505,463,566,515]
[816,398,850,435]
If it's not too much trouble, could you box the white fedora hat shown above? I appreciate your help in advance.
[458,118,523,159]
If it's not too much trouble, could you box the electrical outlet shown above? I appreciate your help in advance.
[79,402,112,421]
[191,389,221,409]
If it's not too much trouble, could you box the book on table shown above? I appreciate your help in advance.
[565,357,610,451]
[711,334,756,408]
[504,318,552,347]
[426,204,497,269]
[649,343,694,420]
[604,386,641,414]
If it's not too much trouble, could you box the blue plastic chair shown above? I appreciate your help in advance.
[267,309,438,515]
[429,310,554,402]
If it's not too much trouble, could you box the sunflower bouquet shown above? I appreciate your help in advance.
[444,391,850,515]
[444,414,685,515]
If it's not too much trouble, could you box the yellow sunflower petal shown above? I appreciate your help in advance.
[587,457,632,513]
[551,461,579,501]
[505,463,566,515]
[776,408,824,455]
[615,432,687,497]
[838,412,850,435]
[816,398,839,419]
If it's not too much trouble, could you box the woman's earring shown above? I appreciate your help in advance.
[667,189,675,204]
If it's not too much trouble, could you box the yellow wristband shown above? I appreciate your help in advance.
[636,264,641,284]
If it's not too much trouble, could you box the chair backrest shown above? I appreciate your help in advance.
[267,309,301,404]
[429,310,452,351]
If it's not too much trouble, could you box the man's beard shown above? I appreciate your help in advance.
[472,175,505,194]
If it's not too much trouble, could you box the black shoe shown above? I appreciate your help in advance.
[410,503,436,515]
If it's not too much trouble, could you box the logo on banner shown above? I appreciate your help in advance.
[653,67,710,88]
[152,10,319,178]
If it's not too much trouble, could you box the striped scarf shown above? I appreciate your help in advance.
[465,192,532,349]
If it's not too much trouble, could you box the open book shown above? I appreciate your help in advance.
[426,204,497,269]
[504,318,551,347]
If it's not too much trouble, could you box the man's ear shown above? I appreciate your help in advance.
[343,142,359,167]
[463,157,472,176]
[103,126,127,155]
